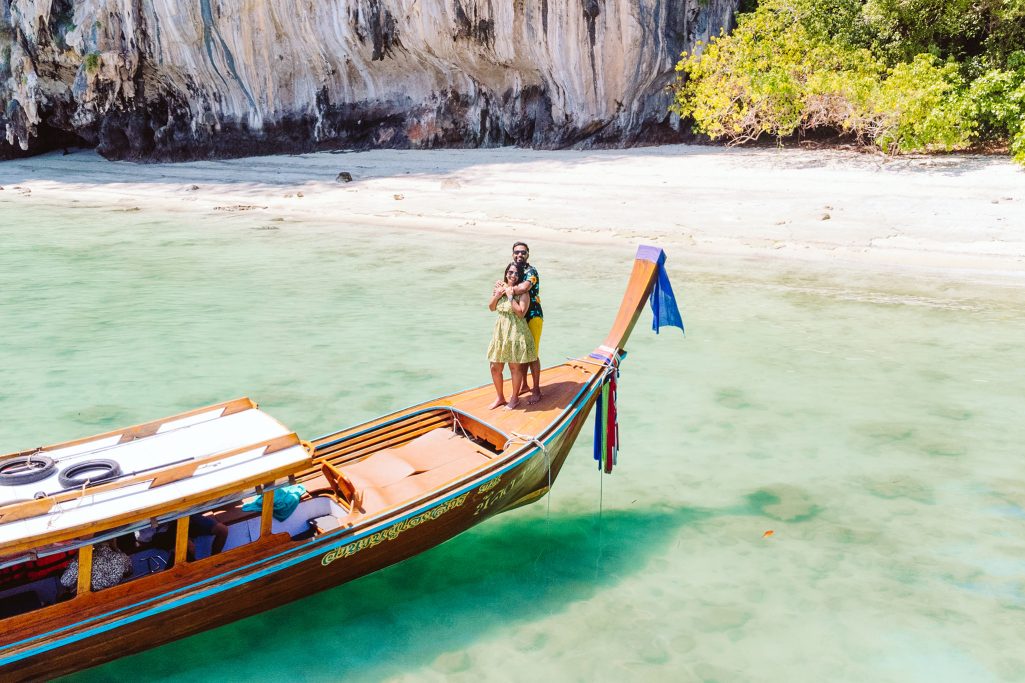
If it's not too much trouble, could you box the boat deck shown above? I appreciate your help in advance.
[440,360,599,439]
[305,360,602,518]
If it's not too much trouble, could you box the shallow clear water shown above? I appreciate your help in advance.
[2,198,1024,682]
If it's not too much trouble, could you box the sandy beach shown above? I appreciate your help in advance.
[2,145,1024,291]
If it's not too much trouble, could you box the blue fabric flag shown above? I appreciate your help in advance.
[637,246,683,334]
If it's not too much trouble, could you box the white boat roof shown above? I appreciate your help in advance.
[0,399,311,555]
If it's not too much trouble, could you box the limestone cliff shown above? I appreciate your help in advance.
[0,0,737,160]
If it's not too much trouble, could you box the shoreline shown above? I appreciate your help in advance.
[2,145,1023,294]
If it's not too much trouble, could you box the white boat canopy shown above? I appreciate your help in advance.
[0,398,312,557]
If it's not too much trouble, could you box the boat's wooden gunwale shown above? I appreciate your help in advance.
[602,257,659,353]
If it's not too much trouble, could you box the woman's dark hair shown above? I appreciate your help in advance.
[503,261,525,282]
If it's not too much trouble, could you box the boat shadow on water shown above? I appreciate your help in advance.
[64,506,708,681]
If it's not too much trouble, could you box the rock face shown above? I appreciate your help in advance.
[1,0,738,160]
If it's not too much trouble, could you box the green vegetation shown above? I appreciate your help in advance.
[672,0,1025,164]
[84,51,101,74]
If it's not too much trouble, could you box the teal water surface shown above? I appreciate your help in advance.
[1,199,1024,682]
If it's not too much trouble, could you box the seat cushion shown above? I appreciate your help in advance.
[340,450,415,489]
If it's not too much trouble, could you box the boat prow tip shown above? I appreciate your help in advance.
[635,244,667,265]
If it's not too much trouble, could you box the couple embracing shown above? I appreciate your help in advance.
[486,241,543,409]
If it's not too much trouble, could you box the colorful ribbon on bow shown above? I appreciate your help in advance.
[591,352,621,474]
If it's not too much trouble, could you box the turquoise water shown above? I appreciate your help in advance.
[2,198,1024,682]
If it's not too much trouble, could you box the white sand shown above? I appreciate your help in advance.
[2,145,1023,287]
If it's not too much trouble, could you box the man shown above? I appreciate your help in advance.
[504,241,543,404]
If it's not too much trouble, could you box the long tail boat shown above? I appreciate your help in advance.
[0,246,682,680]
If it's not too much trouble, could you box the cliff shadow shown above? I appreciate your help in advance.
[0,145,741,192]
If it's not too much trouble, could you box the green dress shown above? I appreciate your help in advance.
[487,295,538,363]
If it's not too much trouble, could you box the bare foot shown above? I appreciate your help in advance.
[527,390,542,405]
[506,397,520,410]
[488,397,507,410]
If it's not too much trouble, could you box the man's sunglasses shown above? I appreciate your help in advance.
[513,250,528,255]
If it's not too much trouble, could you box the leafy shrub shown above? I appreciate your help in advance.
[871,55,969,153]
[671,1,971,153]
[672,0,1025,163]
[964,52,1025,161]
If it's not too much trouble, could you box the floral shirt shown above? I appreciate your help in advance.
[523,264,543,321]
[60,544,132,592]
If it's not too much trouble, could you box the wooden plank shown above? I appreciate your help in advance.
[318,421,453,467]
[0,497,54,523]
[76,544,93,595]
[117,421,162,444]
[259,488,274,537]
[149,461,200,488]
[313,413,449,459]
[311,407,454,450]
[174,517,190,566]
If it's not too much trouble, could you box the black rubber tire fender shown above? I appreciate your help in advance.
[0,455,57,486]
[58,459,122,488]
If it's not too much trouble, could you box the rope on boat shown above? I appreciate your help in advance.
[450,412,471,440]
[596,463,605,578]
[507,431,552,549]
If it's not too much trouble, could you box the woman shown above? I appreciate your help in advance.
[487,262,538,409]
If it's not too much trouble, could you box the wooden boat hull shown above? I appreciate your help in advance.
[0,385,599,680]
